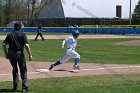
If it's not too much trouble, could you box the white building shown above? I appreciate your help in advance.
[38,0,139,18]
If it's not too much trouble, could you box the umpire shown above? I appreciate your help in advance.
[2,22,32,92]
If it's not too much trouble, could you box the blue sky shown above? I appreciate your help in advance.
[62,0,139,18]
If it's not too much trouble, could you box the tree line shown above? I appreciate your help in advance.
[0,0,140,27]
[0,0,46,26]
[132,0,140,25]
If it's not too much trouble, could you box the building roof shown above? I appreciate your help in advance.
[39,0,139,18]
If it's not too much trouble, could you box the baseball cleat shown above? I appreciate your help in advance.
[73,65,80,70]
[49,64,54,70]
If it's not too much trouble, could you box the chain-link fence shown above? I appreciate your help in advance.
[18,18,133,27]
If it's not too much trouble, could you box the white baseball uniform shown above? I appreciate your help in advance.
[60,36,80,63]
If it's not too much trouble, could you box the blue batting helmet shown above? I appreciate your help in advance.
[72,30,80,35]
[72,30,80,38]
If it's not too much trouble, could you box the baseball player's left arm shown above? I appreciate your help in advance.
[2,35,9,59]
[24,33,32,61]
[25,44,32,61]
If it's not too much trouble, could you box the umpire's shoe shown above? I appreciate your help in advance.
[49,64,54,70]
[12,87,17,92]
[22,88,29,92]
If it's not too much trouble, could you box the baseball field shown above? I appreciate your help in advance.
[0,33,140,93]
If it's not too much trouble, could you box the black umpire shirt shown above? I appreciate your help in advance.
[3,31,28,52]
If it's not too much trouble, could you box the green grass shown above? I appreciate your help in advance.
[0,74,140,93]
[0,38,140,64]
[1,38,140,93]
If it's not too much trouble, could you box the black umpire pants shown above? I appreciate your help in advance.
[35,33,44,41]
[9,51,28,89]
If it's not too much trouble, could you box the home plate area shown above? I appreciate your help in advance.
[35,69,80,73]
[35,69,50,73]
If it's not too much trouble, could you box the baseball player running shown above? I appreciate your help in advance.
[49,29,81,70]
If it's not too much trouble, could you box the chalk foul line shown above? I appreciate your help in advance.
[0,65,140,76]
[81,66,140,71]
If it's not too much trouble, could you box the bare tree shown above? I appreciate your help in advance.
[0,0,27,25]
[0,0,45,26]
[29,0,45,18]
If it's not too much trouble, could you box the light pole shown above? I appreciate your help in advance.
[129,0,132,25]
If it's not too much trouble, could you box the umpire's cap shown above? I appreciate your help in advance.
[14,22,22,31]
[14,22,22,28]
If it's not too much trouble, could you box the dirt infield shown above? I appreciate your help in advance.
[115,40,140,46]
[1,57,140,82]
[0,35,140,82]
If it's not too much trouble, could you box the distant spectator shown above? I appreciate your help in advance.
[73,24,78,30]
[74,24,78,28]
[96,24,99,28]
[2,27,6,32]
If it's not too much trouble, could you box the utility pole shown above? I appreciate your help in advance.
[129,0,132,25]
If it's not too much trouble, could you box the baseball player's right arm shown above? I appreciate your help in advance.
[2,43,9,59]
[25,44,32,61]
[2,35,9,59]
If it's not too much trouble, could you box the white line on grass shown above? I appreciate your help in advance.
[0,72,39,76]
[81,66,140,71]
